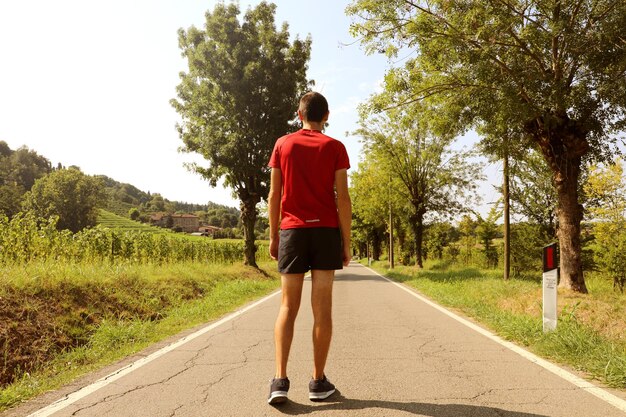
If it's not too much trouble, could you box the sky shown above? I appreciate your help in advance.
[0,0,500,213]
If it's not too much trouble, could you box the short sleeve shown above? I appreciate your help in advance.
[335,141,350,171]
[268,140,280,168]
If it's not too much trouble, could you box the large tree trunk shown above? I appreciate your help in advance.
[389,203,395,269]
[503,145,510,281]
[240,197,258,268]
[371,229,382,261]
[409,211,425,268]
[554,161,588,293]
[396,219,409,265]
[531,117,589,293]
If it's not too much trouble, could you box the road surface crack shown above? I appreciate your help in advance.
[198,340,262,405]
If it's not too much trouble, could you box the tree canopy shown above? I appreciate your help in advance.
[347,0,626,292]
[172,2,311,266]
[23,168,106,233]
[0,142,52,218]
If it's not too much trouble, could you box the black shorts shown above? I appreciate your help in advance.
[278,227,343,274]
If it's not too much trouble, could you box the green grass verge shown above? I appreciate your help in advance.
[0,261,280,411]
[364,260,626,390]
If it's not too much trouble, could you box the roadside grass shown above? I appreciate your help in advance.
[364,259,626,390]
[0,261,280,411]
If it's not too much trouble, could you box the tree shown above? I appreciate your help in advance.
[510,222,553,277]
[356,104,481,267]
[478,125,519,279]
[424,221,455,260]
[129,207,140,221]
[508,151,559,239]
[148,194,166,212]
[22,168,106,232]
[7,146,52,190]
[347,1,626,293]
[458,214,478,266]
[350,155,405,263]
[584,158,626,291]
[0,141,11,157]
[476,206,502,269]
[0,184,24,218]
[172,2,311,266]
[0,143,51,217]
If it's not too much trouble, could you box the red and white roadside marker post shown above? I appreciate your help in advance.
[542,243,559,333]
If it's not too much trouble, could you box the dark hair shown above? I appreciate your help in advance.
[298,92,328,123]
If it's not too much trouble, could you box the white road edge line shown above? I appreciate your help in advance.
[361,264,626,413]
[28,289,283,417]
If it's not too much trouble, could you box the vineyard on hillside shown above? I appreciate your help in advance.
[97,209,174,234]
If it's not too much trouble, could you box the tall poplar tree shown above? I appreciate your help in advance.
[348,1,626,292]
[172,2,311,266]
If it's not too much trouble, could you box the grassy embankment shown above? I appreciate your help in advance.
[0,262,280,411]
[364,259,626,390]
[0,211,278,411]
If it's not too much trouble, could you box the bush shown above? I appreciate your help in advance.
[510,223,552,277]
[443,244,460,263]
[129,208,140,221]
[594,227,626,292]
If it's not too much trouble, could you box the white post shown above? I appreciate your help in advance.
[542,243,558,333]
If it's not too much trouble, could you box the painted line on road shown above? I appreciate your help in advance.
[362,264,626,414]
[28,289,282,417]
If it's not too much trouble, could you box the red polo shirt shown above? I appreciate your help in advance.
[269,129,350,229]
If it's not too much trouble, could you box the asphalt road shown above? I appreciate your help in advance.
[7,262,626,417]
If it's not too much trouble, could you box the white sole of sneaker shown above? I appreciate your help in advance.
[268,391,288,404]
[309,389,336,401]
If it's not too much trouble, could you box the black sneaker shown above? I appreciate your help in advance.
[267,377,290,405]
[308,375,336,401]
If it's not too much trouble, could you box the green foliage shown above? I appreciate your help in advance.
[508,151,558,238]
[597,232,626,292]
[147,194,167,212]
[0,144,51,191]
[204,204,240,229]
[97,175,151,208]
[172,2,312,265]
[349,156,397,258]
[347,1,626,156]
[22,168,107,233]
[0,184,24,218]
[457,214,477,266]
[347,0,626,291]
[510,222,553,277]
[128,207,140,221]
[424,222,456,260]
[584,159,626,291]
[475,207,501,269]
[353,103,482,266]
[0,143,51,217]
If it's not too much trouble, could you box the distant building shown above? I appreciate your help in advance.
[198,225,222,236]
[150,213,200,233]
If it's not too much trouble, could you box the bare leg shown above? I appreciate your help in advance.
[274,273,305,378]
[310,269,334,380]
